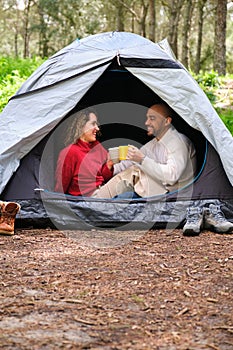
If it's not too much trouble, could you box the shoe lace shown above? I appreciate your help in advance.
[210,205,226,222]
[186,207,202,223]
[3,213,14,225]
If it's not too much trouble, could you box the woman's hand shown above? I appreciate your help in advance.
[106,159,114,170]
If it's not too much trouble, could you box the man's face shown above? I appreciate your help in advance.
[145,106,171,139]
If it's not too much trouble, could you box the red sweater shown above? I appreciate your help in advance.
[55,139,113,196]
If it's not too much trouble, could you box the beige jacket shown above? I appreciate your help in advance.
[114,126,196,197]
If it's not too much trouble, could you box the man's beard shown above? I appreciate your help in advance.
[147,127,156,137]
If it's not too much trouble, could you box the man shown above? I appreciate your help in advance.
[94,103,197,199]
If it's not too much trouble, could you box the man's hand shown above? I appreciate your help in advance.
[127,146,145,163]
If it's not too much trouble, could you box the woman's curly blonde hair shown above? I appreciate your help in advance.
[64,107,99,146]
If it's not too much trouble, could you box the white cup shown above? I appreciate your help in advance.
[108,147,119,164]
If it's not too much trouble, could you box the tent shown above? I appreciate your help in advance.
[0,31,233,230]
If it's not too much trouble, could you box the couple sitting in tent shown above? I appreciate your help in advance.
[54,104,233,236]
[54,103,196,199]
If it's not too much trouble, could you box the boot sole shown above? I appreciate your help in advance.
[183,229,200,236]
[0,230,14,235]
[204,223,233,233]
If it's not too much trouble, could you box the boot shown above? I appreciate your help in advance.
[183,206,204,236]
[0,201,21,235]
[204,204,233,233]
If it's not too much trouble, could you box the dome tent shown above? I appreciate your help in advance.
[0,31,232,230]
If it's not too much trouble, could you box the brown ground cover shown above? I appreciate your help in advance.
[0,227,232,349]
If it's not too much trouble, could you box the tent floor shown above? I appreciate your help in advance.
[15,197,233,230]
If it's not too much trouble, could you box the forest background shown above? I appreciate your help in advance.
[0,0,233,134]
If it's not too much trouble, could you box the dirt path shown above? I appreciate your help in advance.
[0,228,233,350]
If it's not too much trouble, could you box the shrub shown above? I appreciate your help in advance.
[0,56,45,112]
[216,108,233,135]
[191,70,221,104]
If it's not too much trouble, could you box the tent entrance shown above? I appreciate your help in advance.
[1,63,214,201]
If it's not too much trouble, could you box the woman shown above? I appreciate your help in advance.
[55,108,113,196]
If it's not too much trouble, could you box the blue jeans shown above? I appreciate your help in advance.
[113,191,141,199]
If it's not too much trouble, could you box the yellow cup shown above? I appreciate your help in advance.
[119,145,129,160]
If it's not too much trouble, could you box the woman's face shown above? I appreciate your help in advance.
[80,113,100,143]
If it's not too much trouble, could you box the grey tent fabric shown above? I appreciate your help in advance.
[1,32,233,193]
[0,31,232,229]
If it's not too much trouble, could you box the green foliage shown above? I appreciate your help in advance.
[0,71,25,111]
[195,70,220,88]
[0,56,45,79]
[191,70,233,135]
[226,51,233,74]
[191,70,220,103]
[216,108,233,135]
[0,57,45,111]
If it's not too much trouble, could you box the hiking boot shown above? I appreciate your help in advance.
[183,206,204,236]
[0,201,21,235]
[204,204,233,233]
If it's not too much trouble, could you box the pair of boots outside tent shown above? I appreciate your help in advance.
[0,201,21,236]
[183,203,233,236]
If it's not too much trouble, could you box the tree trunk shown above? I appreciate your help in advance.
[14,33,18,57]
[14,7,20,57]
[148,0,156,42]
[213,0,227,75]
[166,0,184,58]
[116,0,148,37]
[37,3,48,58]
[139,0,149,37]
[194,0,207,74]
[181,0,193,69]
[116,2,125,31]
[23,0,32,58]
